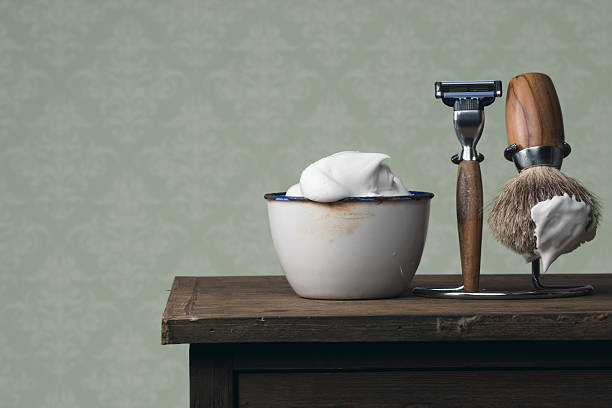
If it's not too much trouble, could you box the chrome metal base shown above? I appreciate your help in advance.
[412,261,593,300]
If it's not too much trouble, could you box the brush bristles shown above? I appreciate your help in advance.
[488,166,600,256]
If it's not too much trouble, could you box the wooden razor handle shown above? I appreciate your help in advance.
[457,160,482,292]
[506,72,565,148]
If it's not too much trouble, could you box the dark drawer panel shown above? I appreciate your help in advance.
[239,370,612,408]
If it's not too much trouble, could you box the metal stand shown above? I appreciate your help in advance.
[412,260,593,300]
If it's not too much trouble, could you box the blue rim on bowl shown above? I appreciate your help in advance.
[264,191,434,202]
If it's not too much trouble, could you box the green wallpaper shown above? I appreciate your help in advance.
[1,0,610,406]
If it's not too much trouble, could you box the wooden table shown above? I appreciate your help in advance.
[162,274,612,407]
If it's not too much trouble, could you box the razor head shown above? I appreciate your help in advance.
[435,80,502,108]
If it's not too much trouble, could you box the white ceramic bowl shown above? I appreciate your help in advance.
[265,192,433,300]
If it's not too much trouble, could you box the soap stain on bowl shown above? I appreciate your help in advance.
[301,201,374,237]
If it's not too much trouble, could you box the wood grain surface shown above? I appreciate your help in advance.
[506,72,565,150]
[162,274,612,344]
[238,370,612,408]
[456,161,483,292]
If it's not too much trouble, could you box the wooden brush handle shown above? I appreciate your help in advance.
[456,161,482,292]
[506,72,565,149]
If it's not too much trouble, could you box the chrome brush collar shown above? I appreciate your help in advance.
[504,143,572,172]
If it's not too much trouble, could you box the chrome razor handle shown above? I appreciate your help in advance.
[451,99,485,164]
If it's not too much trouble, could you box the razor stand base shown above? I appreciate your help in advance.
[412,260,593,300]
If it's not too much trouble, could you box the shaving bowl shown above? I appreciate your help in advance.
[265,192,433,300]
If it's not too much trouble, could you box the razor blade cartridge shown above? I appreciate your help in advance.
[435,80,502,108]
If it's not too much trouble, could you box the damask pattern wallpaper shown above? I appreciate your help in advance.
[1,0,610,406]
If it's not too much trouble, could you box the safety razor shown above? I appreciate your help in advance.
[422,81,502,293]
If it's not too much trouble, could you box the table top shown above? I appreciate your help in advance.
[162,274,612,344]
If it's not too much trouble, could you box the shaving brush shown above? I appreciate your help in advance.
[488,73,600,258]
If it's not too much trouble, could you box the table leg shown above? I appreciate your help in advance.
[190,344,233,408]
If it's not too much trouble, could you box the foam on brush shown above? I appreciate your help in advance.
[488,166,600,257]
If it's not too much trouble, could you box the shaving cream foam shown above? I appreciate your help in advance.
[286,151,408,202]
[530,193,596,271]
